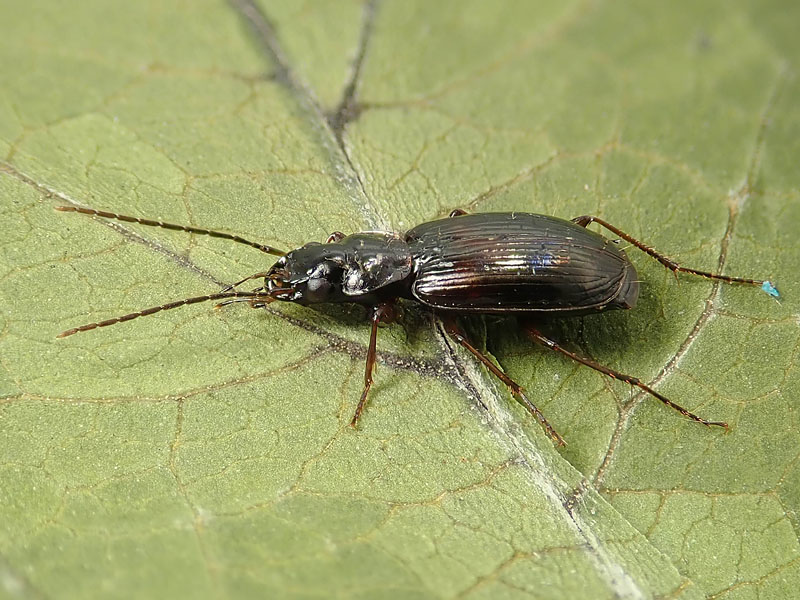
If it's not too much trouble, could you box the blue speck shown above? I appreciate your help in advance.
[761,280,780,299]
[530,253,555,268]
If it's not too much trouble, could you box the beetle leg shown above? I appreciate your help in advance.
[571,215,767,288]
[350,303,395,428]
[522,323,729,430]
[440,316,565,446]
[327,231,346,243]
[449,209,468,217]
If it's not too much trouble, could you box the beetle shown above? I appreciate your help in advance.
[56,205,778,445]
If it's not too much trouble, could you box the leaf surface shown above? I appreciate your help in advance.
[1,1,799,598]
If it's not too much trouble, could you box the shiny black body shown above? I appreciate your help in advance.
[267,212,639,316]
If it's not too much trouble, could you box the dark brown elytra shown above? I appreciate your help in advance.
[55,205,778,446]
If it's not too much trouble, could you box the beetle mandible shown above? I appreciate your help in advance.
[56,206,778,445]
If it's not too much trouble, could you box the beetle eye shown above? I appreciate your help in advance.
[305,277,331,303]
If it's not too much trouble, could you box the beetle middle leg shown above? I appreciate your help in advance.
[440,315,565,446]
[349,302,399,427]
[571,215,767,287]
[522,323,729,430]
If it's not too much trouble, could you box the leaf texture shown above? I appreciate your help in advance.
[1,1,799,598]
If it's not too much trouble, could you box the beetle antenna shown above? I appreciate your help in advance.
[55,205,286,256]
[56,289,294,338]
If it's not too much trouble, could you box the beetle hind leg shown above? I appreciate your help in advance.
[440,316,565,446]
[522,323,728,431]
[571,215,769,289]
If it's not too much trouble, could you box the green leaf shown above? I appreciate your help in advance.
[2,1,799,598]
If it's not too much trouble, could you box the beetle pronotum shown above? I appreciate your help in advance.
[56,205,778,445]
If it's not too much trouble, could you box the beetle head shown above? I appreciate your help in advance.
[265,233,413,306]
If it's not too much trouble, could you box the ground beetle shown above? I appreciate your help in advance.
[56,206,778,445]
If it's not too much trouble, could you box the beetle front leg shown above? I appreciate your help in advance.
[440,315,565,446]
[571,215,770,289]
[522,323,728,430]
[349,302,397,427]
